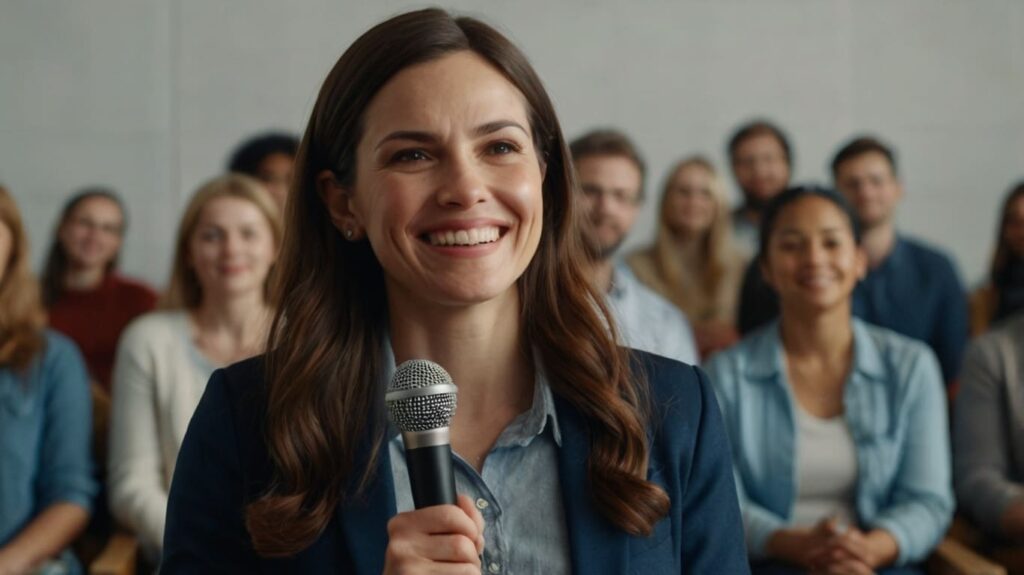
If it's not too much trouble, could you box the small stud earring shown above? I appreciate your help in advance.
[345,229,353,239]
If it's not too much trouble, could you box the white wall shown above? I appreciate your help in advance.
[2,0,1022,287]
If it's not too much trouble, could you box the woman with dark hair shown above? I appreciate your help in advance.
[970,181,1024,334]
[42,188,158,392]
[0,187,96,575]
[227,132,300,210]
[162,8,747,574]
[706,186,953,574]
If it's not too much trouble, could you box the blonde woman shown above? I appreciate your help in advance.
[108,174,280,560]
[628,156,748,358]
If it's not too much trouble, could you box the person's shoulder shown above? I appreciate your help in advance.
[122,309,186,337]
[856,320,941,393]
[899,236,961,278]
[631,350,710,427]
[41,328,85,366]
[194,356,269,452]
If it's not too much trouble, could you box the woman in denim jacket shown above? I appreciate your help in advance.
[0,187,96,575]
[706,186,952,574]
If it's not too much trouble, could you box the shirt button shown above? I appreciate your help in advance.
[488,562,500,573]
[476,498,490,510]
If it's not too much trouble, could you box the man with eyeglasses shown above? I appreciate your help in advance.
[571,129,698,365]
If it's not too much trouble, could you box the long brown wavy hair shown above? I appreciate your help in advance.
[248,8,669,556]
[0,187,47,371]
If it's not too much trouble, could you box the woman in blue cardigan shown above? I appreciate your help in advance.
[707,186,953,574]
[161,9,748,574]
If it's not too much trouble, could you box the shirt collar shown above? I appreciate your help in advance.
[742,318,886,383]
[607,262,634,301]
[873,235,908,272]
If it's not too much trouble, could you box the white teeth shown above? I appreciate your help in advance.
[427,226,501,247]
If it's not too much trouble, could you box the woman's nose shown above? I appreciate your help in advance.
[436,155,486,208]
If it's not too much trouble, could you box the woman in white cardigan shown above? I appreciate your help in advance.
[108,174,281,560]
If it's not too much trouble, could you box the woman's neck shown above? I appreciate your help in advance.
[387,287,534,420]
[778,302,854,361]
[861,222,897,268]
[191,290,271,357]
[63,264,106,291]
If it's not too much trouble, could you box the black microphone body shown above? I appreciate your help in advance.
[404,441,457,508]
[386,359,460,509]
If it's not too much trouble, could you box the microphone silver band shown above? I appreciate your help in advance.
[385,383,458,402]
[402,426,451,449]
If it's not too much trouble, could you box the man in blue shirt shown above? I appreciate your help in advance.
[569,129,699,365]
[737,137,968,385]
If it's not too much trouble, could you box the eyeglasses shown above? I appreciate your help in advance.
[69,217,123,236]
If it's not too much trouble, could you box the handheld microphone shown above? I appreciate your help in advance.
[385,359,458,509]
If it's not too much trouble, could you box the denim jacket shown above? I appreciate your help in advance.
[705,318,953,566]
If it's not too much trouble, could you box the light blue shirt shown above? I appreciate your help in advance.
[705,318,953,566]
[0,331,96,574]
[607,264,699,366]
[390,374,570,575]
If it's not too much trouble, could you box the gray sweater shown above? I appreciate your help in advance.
[954,312,1024,536]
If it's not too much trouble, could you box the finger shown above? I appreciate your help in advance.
[456,494,486,553]
[823,558,874,575]
[388,504,480,541]
[826,533,871,562]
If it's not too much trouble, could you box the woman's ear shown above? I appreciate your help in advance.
[316,170,364,241]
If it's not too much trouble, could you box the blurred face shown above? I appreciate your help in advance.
[731,133,790,205]
[762,196,867,314]
[0,221,11,284]
[577,155,643,260]
[337,51,545,308]
[188,196,276,301]
[256,153,294,209]
[58,196,124,271]
[664,164,717,238]
[1003,195,1024,259]
[833,151,902,230]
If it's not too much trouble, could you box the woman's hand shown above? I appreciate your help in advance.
[765,518,839,568]
[384,495,485,574]
[0,546,34,575]
[808,527,898,572]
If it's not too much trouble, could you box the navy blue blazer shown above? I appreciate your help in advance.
[161,351,749,574]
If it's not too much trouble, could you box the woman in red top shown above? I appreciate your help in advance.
[42,188,158,392]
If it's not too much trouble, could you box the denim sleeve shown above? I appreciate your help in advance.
[704,352,786,559]
[37,335,97,513]
[930,257,969,383]
[162,370,260,573]
[679,367,751,574]
[953,336,1023,536]
[868,347,954,565]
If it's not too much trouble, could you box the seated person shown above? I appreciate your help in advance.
[0,186,96,575]
[108,174,280,561]
[954,310,1024,541]
[227,131,299,211]
[42,188,158,393]
[628,156,748,358]
[707,185,953,574]
[970,181,1024,334]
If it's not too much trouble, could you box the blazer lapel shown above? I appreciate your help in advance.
[337,437,398,575]
[554,395,630,575]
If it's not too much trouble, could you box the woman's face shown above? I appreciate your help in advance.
[188,196,276,302]
[664,164,717,238]
[256,152,294,210]
[340,51,544,308]
[762,196,866,314]
[58,196,124,271]
[1003,195,1024,259]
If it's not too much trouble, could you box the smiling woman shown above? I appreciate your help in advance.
[161,8,749,574]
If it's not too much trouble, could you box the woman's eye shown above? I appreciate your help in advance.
[391,149,428,163]
[489,141,519,155]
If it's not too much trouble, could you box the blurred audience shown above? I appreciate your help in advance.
[970,181,1024,334]
[107,174,280,560]
[0,186,96,575]
[570,129,698,365]
[727,119,793,256]
[737,136,968,387]
[42,188,158,393]
[954,310,1024,541]
[226,131,299,210]
[628,156,747,359]
[707,186,952,574]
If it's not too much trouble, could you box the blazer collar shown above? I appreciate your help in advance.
[553,393,630,575]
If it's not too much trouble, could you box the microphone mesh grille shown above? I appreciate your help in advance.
[386,360,457,432]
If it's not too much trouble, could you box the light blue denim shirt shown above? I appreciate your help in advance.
[607,263,699,365]
[705,318,953,566]
[0,331,96,574]
[389,372,569,575]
